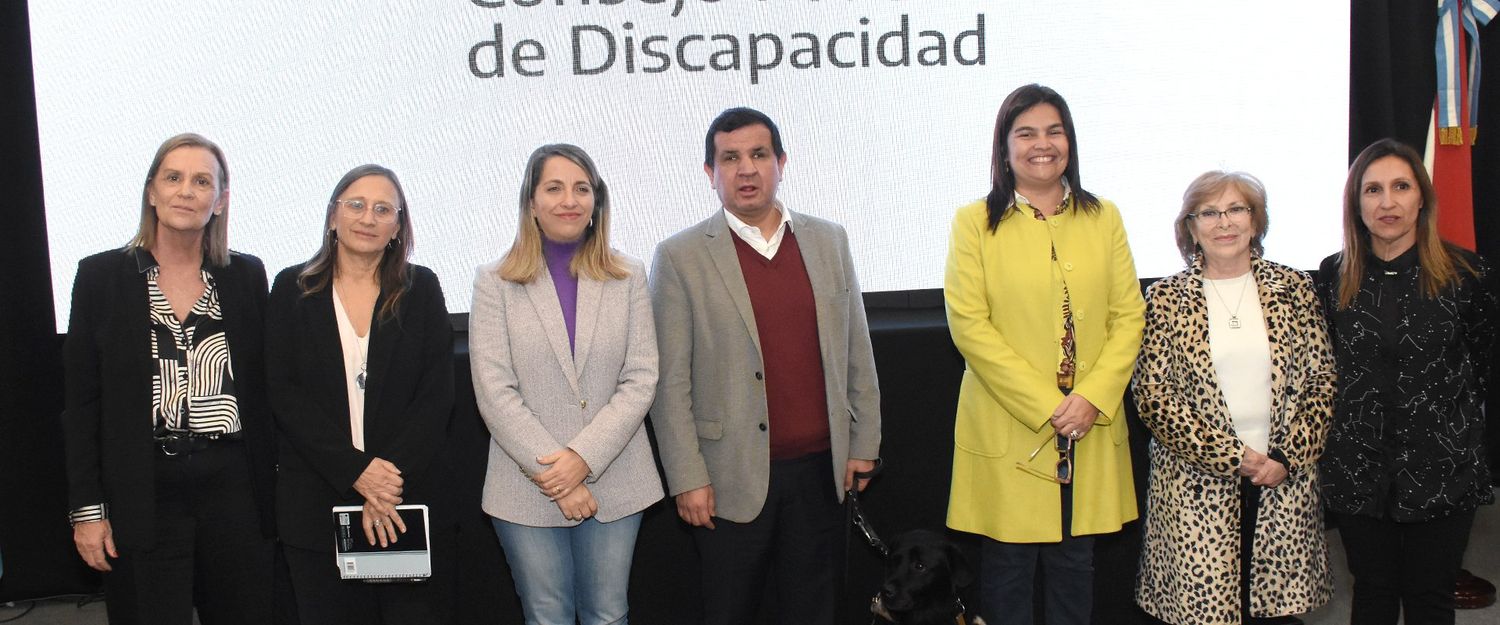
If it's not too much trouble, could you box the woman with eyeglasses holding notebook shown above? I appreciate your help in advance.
[943,84,1145,625]
[1132,171,1335,625]
[266,165,456,624]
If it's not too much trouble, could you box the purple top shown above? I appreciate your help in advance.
[542,237,582,352]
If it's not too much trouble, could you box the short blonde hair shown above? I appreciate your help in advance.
[1172,171,1269,265]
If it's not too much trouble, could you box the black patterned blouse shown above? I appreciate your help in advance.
[1315,245,1495,522]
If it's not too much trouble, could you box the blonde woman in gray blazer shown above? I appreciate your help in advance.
[470,144,662,625]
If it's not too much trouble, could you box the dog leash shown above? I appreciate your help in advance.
[846,460,888,557]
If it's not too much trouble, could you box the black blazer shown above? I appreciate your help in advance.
[265,263,455,550]
[62,248,277,550]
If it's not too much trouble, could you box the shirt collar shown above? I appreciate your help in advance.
[1370,245,1420,273]
[132,247,159,274]
[1013,179,1073,215]
[132,246,214,279]
[722,202,794,237]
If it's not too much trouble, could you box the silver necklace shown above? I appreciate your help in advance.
[354,331,370,390]
[1205,273,1252,329]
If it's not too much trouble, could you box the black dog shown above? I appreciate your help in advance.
[871,530,984,625]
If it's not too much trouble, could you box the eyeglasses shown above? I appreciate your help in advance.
[1190,205,1253,221]
[1016,433,1073,484]
[334,198,402,224]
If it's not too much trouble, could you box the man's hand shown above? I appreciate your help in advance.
[73,520,117,572]
[674,485,716,529]
[845,458,877,492]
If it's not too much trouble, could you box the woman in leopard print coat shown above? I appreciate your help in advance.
[1133,172,1336,625]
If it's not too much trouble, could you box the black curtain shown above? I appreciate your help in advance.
[0,0,96,600]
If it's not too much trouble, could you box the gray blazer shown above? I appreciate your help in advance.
[471,254,662,526]
[649,211,882,523]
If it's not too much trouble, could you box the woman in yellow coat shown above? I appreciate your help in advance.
[944,84,1145,625]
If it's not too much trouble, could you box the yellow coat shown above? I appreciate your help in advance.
[944,197,1145,542]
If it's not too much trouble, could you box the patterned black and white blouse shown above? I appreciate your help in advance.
[1315,245,1495,522]
[69,250,244,524]
[141,250,242,435]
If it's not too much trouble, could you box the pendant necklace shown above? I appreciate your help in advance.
[355,337,369,390]
[1206,273,1251,329]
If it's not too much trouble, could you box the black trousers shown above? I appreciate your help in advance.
[692,450,845,625]
[283,529,456,625]
[1336,509,1476,625]
[104,441,273,625]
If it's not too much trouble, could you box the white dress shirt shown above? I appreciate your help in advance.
[723,203,794,259]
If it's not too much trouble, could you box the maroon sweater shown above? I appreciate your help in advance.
[732,230,831,460]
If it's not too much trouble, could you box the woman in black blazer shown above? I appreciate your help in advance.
[266,164,456,624]
[63,133,276,625]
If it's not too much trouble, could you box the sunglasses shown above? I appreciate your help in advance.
[1016,433,1073,484]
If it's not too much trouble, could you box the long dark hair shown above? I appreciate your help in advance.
[985,84,1100,232]
[297,164,415,322]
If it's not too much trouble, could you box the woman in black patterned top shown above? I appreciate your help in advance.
[62,133,276,624]
[1316,138,1497,625]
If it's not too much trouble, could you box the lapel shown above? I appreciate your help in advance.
[307,285,354,432]
[207,258,244,359]
[121,251,156,428]
[702,215,763,359]
[1251,258,1291,443]
[364,284,401,426]
[1181,259,1236,432]
[573,277,602,377]
[790,214,835,361]
[523,268,582,395]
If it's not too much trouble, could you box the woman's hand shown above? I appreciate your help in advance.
[1051,393,1100,440]
[362,500,407,548]
[1239,448,1288,487]
[353,458,404,516]
[555,483,599,522]
[73,520,117,572]
[533,448,590,500]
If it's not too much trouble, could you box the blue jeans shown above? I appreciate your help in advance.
[980,484,1094,625]
[492,513,643,625]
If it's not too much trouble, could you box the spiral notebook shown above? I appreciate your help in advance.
[332,504,431,582]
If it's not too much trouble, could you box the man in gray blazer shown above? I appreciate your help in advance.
[649,107,882,625]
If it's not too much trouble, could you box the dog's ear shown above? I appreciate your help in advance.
[946,542,973,588]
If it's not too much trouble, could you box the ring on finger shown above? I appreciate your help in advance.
[373,519,383,526]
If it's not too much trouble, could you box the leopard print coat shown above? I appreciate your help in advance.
[1132,258,1336,625]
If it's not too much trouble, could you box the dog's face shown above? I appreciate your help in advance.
[879,530,973,621]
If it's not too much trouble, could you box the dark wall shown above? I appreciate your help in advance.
[2,1,1496,623]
